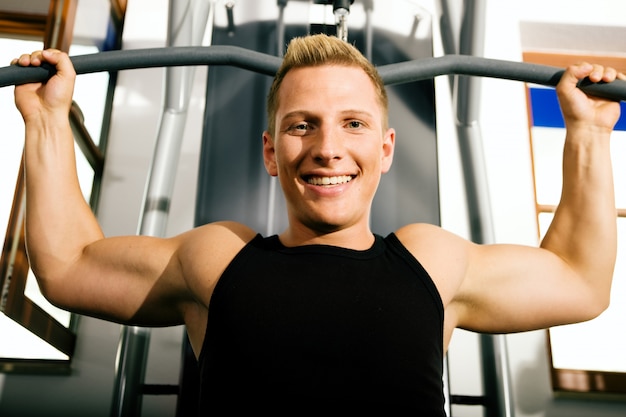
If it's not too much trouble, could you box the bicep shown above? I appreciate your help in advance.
[40,234,189,326]
[453,243,604,334]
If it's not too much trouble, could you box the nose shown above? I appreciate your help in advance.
[311,125,343,163]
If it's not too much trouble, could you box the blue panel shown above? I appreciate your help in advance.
[529,88,564,128]
[529,87,626,131]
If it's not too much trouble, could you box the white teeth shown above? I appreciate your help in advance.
[307,175,353,186]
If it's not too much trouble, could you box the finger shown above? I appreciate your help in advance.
[617,72,626,81]
[587,63,607,83]
[558,62,592,93]
[42,49,75,78]
[13,52,35,67]
[15,50,48,67]
[41,48,62,63]
[598,66,618,83]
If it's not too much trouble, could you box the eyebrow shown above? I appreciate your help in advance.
[280,109,375,121]
[340,109,376,120]
[280,111,311,121]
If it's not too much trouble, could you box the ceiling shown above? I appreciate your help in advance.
[520,21,626,56]
[3,1,626,58]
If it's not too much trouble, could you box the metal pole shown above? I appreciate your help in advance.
[266,0,288,236]
[362,0,374,61]
[456,1,515,416]
[110,1,215,416]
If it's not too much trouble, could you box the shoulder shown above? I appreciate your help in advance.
[394,222,472,254]
[173,221,257,353]
[394,222,445,241]
[175,221,257,295]
[394,223,474,305]
[176,220,257,262]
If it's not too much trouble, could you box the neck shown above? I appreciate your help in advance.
[278,224,376,250]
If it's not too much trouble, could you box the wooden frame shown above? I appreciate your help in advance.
[0,12,48,39]
[0,0,78,50]
[44,0,78,52]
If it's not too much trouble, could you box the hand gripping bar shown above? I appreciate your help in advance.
[0,45,625,101]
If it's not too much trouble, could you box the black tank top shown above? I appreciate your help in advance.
[198,233,445,415]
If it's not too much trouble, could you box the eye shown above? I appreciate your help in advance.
[286,122,311,136]
[346,120,364,129]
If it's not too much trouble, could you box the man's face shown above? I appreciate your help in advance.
[263,64,395,233]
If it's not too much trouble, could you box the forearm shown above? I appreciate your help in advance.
[541,126,617,297]
[23,112,104,284]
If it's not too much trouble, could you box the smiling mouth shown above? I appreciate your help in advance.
[306,175,354,186]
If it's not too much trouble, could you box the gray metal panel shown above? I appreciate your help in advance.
[195,22,439,234]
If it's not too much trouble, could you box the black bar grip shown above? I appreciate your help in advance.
[377,54,626,102]
[1,47,625,102]
[0,46,282,88]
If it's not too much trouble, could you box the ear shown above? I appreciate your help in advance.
[263,131,278,176]
[381,128,395,174]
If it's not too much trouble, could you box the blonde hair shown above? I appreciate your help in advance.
[266,34,388,137]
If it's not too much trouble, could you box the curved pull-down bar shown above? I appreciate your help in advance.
[1,45,626,101]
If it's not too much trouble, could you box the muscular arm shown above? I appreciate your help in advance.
[400,63,622,346]
[13,49,187,325]
[14,50,254,334]
[455,63,621,334]
[539,63,620,309]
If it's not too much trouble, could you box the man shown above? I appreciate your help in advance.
[13,34,623,414]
